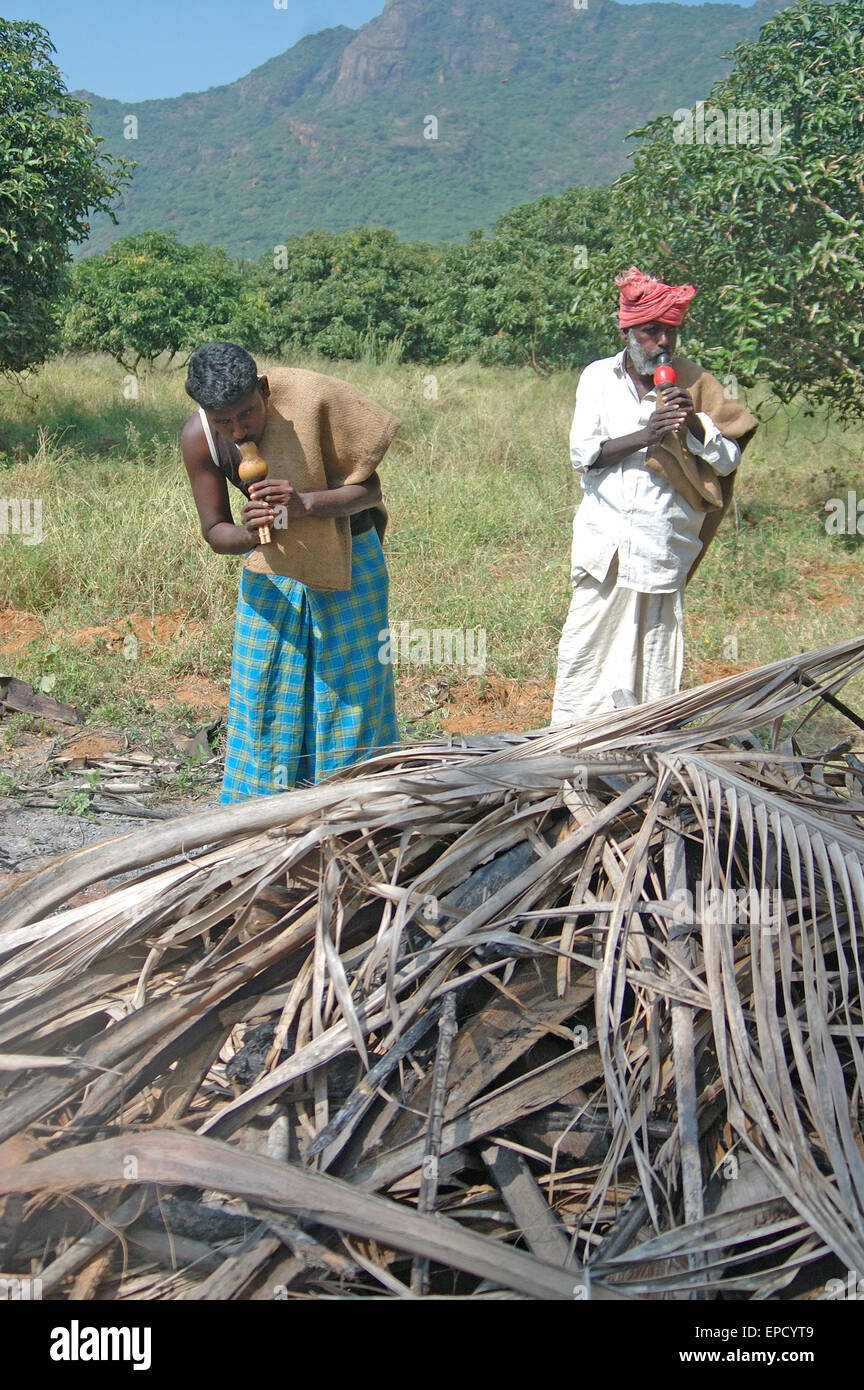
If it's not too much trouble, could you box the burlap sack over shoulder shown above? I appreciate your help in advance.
[644,356,760,581]
[243,367,400,591]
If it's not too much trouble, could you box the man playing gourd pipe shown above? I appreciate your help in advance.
[550,267,760,724]
[181,341,400,802]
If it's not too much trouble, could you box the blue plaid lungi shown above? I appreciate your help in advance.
[221,529,399,802]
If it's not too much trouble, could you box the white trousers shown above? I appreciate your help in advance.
[550,555,684,725]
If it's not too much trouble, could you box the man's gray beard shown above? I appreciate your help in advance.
[626,330,659,377]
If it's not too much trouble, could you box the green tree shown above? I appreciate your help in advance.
[63,231,249,370]
[241,228,441,363]
[575,0,864,418]
[237,194,616,369]
[0,20,130,372]
[430,187,616,371]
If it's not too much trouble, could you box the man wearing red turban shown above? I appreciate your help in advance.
[550,267,759,724]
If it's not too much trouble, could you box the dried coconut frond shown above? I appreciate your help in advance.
[1,637,864,1299]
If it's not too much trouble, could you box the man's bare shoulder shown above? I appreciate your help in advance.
[181,411,206,447]
[180,411,212,468]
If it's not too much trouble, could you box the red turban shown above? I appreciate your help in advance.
[616,266,695,329]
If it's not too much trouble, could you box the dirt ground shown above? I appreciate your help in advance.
[0,609,206,658]
[399,672,553,735]
[21,590,859,890]
[0,721,219,902]
[0,638,553,896]
[1,598,785,890]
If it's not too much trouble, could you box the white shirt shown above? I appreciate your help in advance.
[568,349,741,593]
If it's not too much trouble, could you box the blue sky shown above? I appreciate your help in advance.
[2,1,387,101]
[3,0,759,102]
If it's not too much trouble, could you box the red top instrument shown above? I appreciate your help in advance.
[653,351,677,391]
[652,351,682,435]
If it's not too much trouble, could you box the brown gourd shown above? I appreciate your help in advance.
[238,443,271,545]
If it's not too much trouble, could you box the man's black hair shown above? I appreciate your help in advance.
[185,342,260,411]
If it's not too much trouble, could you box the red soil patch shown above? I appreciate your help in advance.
[687,658,750,685]
[65,612,205,650]
[0,611,45,656]
[151,677,228,713]
[1,607,225,721]
[125,613,205,645]
[69,625,123,648]
[794,558,862,613]
[0,609,205,657]
[60,733,123,759]
[441,676,552,735]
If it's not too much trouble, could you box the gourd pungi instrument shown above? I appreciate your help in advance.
[238,442,271,546]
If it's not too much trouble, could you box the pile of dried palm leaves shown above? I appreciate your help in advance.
[2,638,864,1301]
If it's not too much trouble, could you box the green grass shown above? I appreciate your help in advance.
[1,352,863,739]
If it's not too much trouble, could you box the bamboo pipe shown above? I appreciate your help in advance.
[238,442,271,545]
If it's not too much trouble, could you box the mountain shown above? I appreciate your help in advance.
[76,0,791,256]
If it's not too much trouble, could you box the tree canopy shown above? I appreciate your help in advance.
[574,0,864,419]
[238,228,441,364]
[0,19,130,373]
[430,187,615,371]
[63,231,247,371]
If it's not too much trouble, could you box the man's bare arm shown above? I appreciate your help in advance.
[180,416,270,554]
